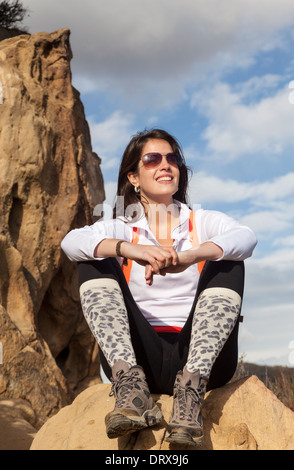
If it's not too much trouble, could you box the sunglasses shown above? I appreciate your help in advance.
[141,152,182,169]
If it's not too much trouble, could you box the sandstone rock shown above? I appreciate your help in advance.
[0,305,69,419]
[0,28,104,420]
[0,398,39,450]
[30,376,294,451]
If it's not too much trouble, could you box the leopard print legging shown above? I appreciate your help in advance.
[186,287,241,382]
[80,280,241,381]
[80,278,137,369]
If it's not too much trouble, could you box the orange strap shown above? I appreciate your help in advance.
[189,211,205,275]
[122,212,204,284]
[122,213,209,332]
[122,227,139,284]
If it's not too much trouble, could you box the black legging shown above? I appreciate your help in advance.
[78,258,244,395]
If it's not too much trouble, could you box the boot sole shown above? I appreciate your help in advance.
[165,428,204,447]
[105,404,163,439]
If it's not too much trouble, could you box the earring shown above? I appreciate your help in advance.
[134,186,140,194]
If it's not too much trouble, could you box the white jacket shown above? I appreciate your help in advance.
[61,201,257,328]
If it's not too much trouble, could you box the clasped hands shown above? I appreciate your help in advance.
[123,243,197,286]
[144,247,198,285]
[119,241,222,286]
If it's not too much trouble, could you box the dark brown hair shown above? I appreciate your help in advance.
[113,129,191,218]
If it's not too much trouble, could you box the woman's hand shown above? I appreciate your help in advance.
[144,242,223,285]
[94,239,178,274]
[144,249,195,284]
[120,242,178,276]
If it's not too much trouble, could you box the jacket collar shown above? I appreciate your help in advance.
[117,200,192,240]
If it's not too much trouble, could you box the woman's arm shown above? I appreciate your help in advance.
[61,219,131,261]
[95,239,178,274]
[144,241,223,284]
[177,241,223,265]
[61,219,178,271]
[198,209,257,261]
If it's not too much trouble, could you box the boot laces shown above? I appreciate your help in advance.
[109,370,142,408]
[175,382,202,422]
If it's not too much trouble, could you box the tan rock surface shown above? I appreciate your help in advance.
[0,398,39,450]
[31,376,294,451]
[0,28,104,420]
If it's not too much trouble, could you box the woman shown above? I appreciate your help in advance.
[61,129,257,447]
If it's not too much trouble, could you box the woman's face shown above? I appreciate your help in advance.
[128,139,180,206]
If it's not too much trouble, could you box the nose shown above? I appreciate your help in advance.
[158,155,171,170]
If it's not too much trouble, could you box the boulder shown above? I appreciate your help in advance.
[0,398,39,450]
[30,376,294,451]
[0,28,104,420]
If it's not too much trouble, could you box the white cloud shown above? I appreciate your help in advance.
[235,74,284,101]
[253,173,294,203]
[190,171,294,206]
[88,111,135,166]
[24,0,294,108]
[238,249,294,366]
[189,172,294,248]
[241,210,294,236]
[273,235,294,248]
[250,248,294,273]
[191,80,294,160]
[190,171,252,204]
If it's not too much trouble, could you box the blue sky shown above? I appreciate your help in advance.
[23,0,294,366]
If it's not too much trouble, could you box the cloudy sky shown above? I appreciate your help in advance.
[23,0,294,366]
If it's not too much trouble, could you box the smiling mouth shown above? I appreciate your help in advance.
[156,176,173,182]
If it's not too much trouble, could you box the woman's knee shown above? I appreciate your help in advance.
[77,258,122,287]
[199,260,245,298]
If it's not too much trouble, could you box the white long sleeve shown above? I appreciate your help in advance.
[61,218,133,261]
[195,209,257,261]
[61,203,257,263]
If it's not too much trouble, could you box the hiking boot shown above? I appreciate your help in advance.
[105,360,163,439]
[165,367,207,447]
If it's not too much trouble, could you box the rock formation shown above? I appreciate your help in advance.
[0,28,104,422]
[30,376,294,451]
[0,398,40,450]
